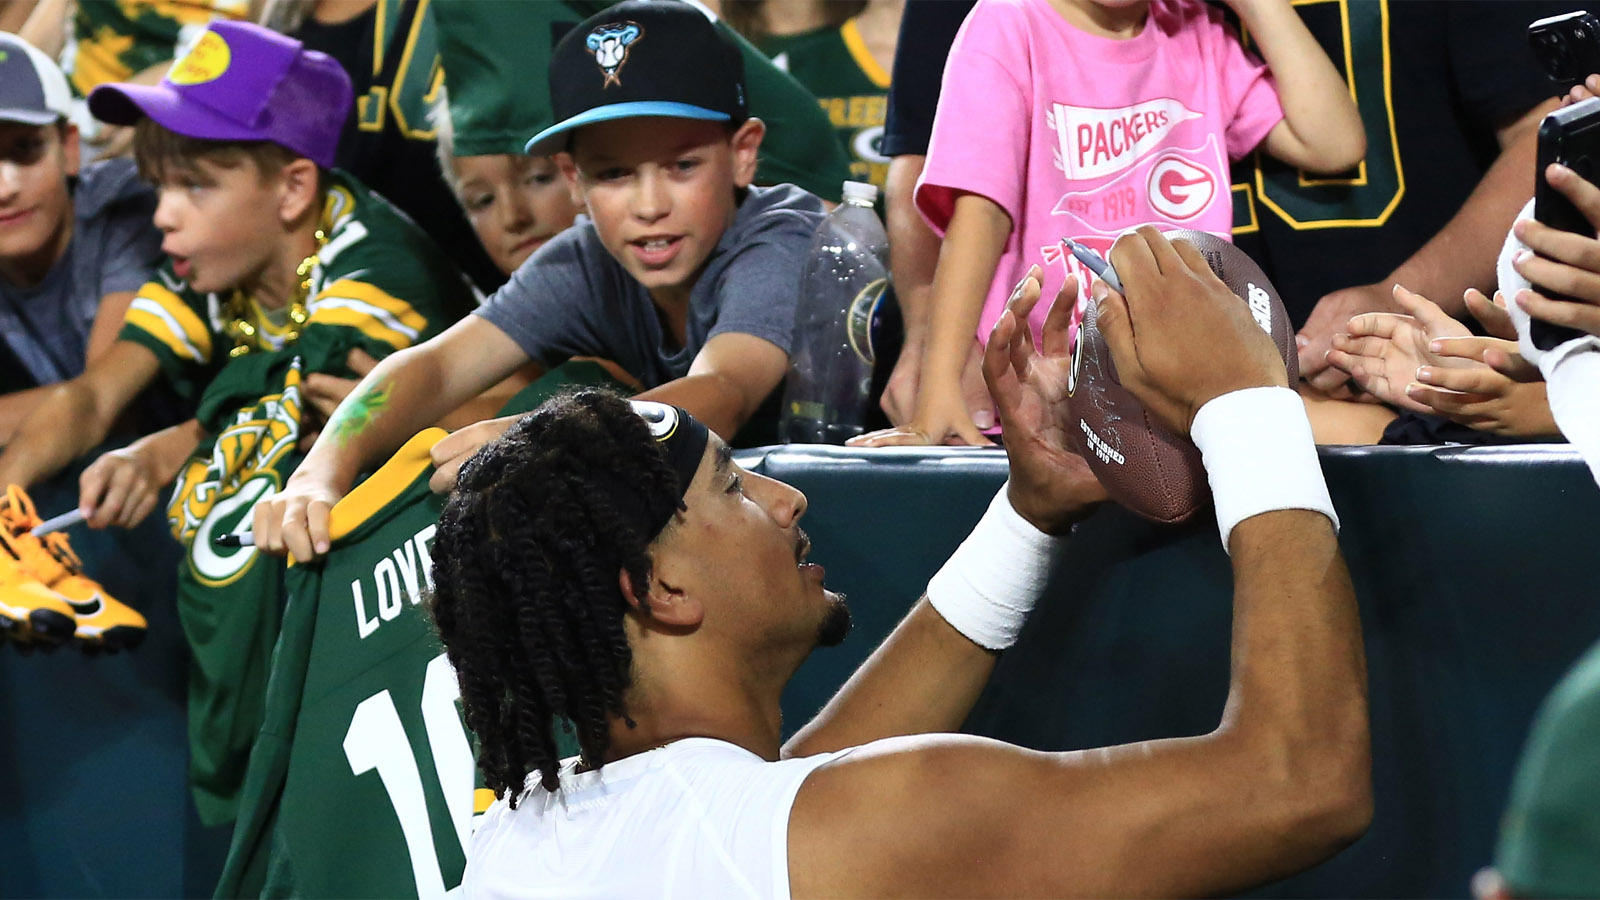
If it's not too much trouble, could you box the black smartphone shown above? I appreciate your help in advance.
[1531,98,1600,349]
[1529,11,1600,88]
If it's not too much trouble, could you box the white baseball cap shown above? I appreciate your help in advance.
[0,33,73,126]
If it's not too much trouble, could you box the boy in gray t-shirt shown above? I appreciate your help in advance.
[260,0,827,562]
[476,181,820,402]
[0,34,162,435]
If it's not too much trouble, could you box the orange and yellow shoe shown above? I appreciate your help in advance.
[0,485,146,651]
[0,538,76,645]
[40,531,146,650]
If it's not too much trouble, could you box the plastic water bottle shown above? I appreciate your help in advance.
[781,181,890,444]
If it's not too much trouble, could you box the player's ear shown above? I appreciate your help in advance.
[618,565,702,628]
[729,117,764,189]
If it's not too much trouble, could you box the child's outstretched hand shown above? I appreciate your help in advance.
[1325,285,1471,412]
[1462,288,1519,341]
[1406,335,1557,438]
[849,382,996,447]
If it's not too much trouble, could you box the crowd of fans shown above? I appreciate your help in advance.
[2,0,1599,896]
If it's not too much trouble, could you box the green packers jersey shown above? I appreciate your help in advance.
[763,19,891,194]
[117,170,476,826]
[216,429,470,899]
[217,361,628,898]
[65,0,250,98]
[433,0,851,201]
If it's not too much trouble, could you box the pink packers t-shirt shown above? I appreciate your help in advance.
[918,0,1283,349]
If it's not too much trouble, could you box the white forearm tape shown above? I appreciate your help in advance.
[926,485,1062,650]
[1189,386,1339,551]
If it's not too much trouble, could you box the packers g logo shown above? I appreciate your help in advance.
[586,22,642,87]
[169,31,231,85]
[852,125,889,165]
[171,363,304,584]
[629,400,679,441]
[189,474,277,586]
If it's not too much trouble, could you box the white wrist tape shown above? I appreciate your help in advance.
[926,484,1062,650]
[1190,386,1338,551]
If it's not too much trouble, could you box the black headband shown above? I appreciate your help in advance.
[628,400,709,534]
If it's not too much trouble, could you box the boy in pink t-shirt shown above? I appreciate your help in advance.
[857,0,1365,446]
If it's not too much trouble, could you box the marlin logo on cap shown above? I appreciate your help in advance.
[586,21,642,87]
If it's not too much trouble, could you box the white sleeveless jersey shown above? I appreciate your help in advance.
[464,738,853,900]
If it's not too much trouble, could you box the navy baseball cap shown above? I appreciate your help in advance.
[88,21,352,168]
[0,34,73,126]
[524,0,747,156]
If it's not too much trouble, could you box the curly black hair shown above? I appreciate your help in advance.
[428,389,685,804]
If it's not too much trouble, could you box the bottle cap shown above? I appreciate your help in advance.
[841,181,879,205]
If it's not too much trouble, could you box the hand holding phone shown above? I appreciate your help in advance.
[1531,97,1600,350]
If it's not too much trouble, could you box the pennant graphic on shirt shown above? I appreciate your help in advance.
[1048,98,1204,181]
[1051,134,1225,232]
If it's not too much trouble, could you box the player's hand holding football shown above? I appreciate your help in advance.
[1095,226,1287,435]
[428,415,520,493]
[982,266,1107,534]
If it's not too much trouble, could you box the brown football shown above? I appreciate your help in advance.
[1065,229,1298,524]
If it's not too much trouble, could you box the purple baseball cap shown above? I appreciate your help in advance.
[88,20,352,169]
